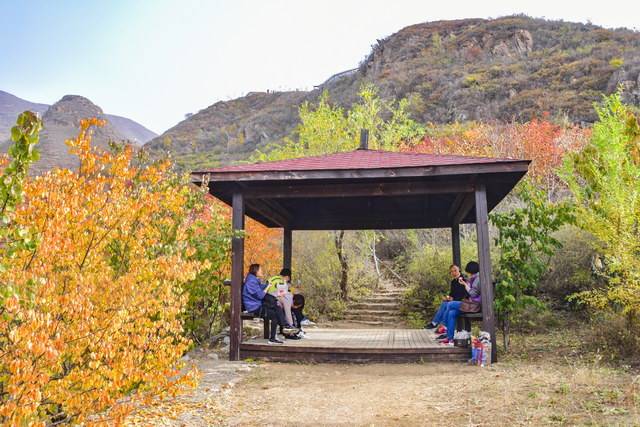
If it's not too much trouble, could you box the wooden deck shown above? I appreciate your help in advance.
[240,328,470,363]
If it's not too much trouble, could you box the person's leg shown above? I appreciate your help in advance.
[292,308,304,329]
[269,314,278,340]
[274,305,287,328]
[445,301,462,340]
[279,294,294,326]
[432,301,450,325]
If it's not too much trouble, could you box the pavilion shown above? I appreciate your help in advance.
[192,137,529,363]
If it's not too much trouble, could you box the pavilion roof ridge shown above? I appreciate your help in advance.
[194,148,529,175]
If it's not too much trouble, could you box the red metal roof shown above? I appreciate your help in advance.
[200,149,520,174]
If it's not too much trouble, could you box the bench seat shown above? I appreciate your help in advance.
[456,312,482,332]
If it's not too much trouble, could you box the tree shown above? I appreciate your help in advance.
[0,111,42,275]
[254,83,424,302]
[491,182,574,350]
[254,83,424,161]
[0,116,203,425]
[561,91,640,329]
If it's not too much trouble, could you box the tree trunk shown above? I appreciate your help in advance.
[334,230,349,300]
[371,231,381,279]
[502,314,510,352]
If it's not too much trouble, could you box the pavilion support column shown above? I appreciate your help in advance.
[283,227,292,270]
[474,183,497,363]
[230,193,245,361]
[451,223,461,267]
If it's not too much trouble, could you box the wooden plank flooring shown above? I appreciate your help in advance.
[240,328,469,363]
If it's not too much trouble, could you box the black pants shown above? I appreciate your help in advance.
[292,308,304,329]
[261,294,287,340]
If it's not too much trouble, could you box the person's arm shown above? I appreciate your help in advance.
[246,276,266,300]
[467,278,481,298]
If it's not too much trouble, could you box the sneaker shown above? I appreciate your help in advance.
[268,338,284,345]
[436,334,448,340]
[425,322,437,329]
[285,334,302,340]
[282,326,299,335]
[300,318,315,326]
[440,339,454,346]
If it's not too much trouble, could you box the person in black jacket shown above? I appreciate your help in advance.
[425,264,468,329]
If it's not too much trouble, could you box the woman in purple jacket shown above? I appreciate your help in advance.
[440,261,482,346]
[242,263,289,344]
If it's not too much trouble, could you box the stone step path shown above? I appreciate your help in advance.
[342,287,407,327]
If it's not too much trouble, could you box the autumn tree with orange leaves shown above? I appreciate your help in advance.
[0,114,204,425]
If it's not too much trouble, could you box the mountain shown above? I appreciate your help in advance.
[0,90,49,141]
[101,113,157,145]
[1,91,157,173]
[0,94,158,174]
[145,15,640,169]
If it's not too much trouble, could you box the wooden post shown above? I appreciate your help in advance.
[283,227,292,270]
[451,223,461,267]
[474,183,497,363]
[230,193,245,361]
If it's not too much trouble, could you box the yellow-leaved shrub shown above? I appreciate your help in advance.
[1,118,202,425]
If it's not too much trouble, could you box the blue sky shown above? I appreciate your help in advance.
[1,0,638,134]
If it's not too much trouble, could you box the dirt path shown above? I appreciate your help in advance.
[126,330,640,426]
[222,361,638,426]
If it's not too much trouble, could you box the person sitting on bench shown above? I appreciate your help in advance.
[440,261,482,346]
[425,264,468,330]
[267,268,296,328]
[242,263,291,345]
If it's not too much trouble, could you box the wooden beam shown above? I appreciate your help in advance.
[230,193,245,361]
[242,181,475,199]
[451,224,461,267]
[244,199,288,227]
[475,183,497,363]
[262,199,293,223]
[447,193,466,219]
[453,193,475,224]
[283,228,292,270]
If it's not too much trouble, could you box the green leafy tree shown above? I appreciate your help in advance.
[491,182,574,350]
[254,83,424,161]
[182,198,233,344]
[0,111,41,277]
[561,91,640,329]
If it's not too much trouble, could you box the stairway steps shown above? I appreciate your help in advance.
[343,287,408,327]
[344,310,401,317]
[350,302,400,310]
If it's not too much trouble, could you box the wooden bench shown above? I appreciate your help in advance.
[224,280,270,339]
[456,312,483,332]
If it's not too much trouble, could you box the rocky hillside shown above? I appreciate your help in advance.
[146,16,640,169]
[1,91,157,147]
[0,90,49,141]
[1,94,157,174]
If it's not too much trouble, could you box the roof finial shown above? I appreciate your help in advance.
[359,128,369,150]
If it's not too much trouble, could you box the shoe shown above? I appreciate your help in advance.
[285,334,302,340]
[436,334,448,340]
[268,338,284,345]
[425,322,437,329]
[440,339,454,346]
[300,319,315,326]
[282,325,299,334]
